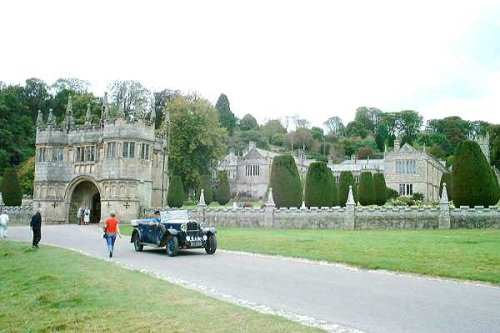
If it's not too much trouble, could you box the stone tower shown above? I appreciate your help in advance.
[33,96,169,223]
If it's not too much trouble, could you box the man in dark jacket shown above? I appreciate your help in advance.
[30,208,42,248]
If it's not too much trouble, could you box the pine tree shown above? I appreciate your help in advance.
[452,140,497,207]
[338,171,357,207]
[215,171,230,205]
[439,172,452,201]
[373,172,388,206]
[196,175,213,205]
[304,162,334,208]
[270,155,303,208]
[358,172,375,206]
[215,94,237,135]
[1,168,22,206]
[167,176,184,208]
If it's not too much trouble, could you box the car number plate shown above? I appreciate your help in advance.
[190,241,202,247]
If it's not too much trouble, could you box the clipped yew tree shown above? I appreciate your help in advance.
[270,155,303,208]
[304,162,334,208]
[196,175,213,205]
[452,140,497,207]
[488,167,500,206]
[439,172,452,201]
[338,171,357,207]
[358,171,375,206]
[1,168,22,206]
[373,172,388,206]
[215,171,230,205]
[167,176,184,208]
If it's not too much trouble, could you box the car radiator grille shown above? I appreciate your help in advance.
[187,221,199,231]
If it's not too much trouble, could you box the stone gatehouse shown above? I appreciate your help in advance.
[33,95,169,223]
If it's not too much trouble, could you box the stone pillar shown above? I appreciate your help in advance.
[345,185,355,230]
[197,189,206,222]
[265,188,276,228]
[438,183,451,229]
[0,192,4,206]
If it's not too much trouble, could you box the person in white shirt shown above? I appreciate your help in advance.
[0,209,8,238]
[83,207,91,224]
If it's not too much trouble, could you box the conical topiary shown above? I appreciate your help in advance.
[270,155,303,208]
[167,176,184,208]
[373,172,388,206]
[452,140,497,207]
[358,171,375,206]
[1,168,22,206]
[304,162,334,208]
[215,171,230,205]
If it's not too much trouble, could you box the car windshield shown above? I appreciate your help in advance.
[160,210,189,223]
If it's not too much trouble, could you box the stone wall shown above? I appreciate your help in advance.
[191,204,499,230]
[0,205,34,225]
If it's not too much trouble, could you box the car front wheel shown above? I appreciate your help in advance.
[205,234,217,254]
[134,238,143,252]
[166,235,179,257]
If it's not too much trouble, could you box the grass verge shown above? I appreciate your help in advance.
[0,241,322,333]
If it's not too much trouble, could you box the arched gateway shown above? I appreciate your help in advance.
[33,95,169,224]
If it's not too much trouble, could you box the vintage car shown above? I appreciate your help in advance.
[130,210,217,257]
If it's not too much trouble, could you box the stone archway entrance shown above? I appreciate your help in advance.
[70,181,101,224]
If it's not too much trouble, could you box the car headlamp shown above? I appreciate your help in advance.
[180,223,187,232]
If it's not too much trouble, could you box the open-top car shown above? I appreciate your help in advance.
[130,210,217,257]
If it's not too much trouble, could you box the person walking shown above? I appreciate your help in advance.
[30,208,42,248]
[83,207,91,225]
[104,211,121,258]
[0,209,9,238]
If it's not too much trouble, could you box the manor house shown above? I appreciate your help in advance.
[218,139,474,202]
[33,95,169,223]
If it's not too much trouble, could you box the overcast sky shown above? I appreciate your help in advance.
[2,0,500,129]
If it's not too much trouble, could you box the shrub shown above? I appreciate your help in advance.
[386,187,399,200]
[270,155,303,208]
[215,171,230,205]
[373,173,388,206]
[452,140,497,207]
[304,162,334,208]
[358,172,375,206]
[338,171,357,207]
[167,176,184,208]
[196,175,213,205]
[1,168,22,206]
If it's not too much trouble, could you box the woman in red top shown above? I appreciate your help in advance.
[104,211,121,258]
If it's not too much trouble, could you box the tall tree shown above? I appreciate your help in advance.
[239,114,259,131]
[260,119,287,144]
[354,106,383,133]
[108,80,150,118]
[270,155,303,208]
[323,116,345,137]
[396,110,423,145]
[154,89,180,129]
[215,94,237,135]
[167,95,226,192]
[51,78,90,94]
[304,162,334,208]
[23,78,50,122]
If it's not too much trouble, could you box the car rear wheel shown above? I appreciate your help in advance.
[166,235,179,257]
[133,238,143,252]
[205,234,217,254]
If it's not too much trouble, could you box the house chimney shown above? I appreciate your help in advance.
[394,139,400,152]
[249,141,256,150]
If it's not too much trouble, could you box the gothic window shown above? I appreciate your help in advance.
[398,183,413,196]
[123,142,135,158]
[51,147,64,162]
[106,142,117,159]
[245,164,260,176]
[355,176,360,183]
[37,147,48,162]
[396,160,416,174]
[75,146,96,162]
[141,143,150,160]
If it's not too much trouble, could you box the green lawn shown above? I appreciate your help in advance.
[0,241,322,333]
[213,228,500,284]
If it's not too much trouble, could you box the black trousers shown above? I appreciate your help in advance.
[32,228,41,246]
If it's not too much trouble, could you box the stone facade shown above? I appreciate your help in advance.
[33,95,169,223]
[218,140,448,202]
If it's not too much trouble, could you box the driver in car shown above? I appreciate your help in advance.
[149,210,165,242]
